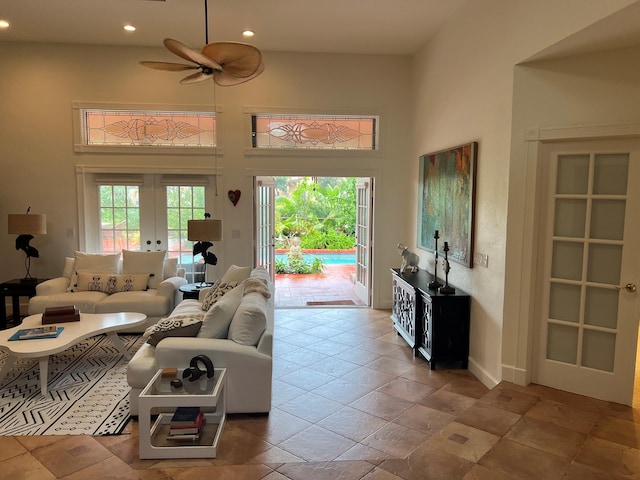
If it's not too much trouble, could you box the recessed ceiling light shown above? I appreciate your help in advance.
[123,24,136,32]
[242,30,254,38]
[0,20,10,29]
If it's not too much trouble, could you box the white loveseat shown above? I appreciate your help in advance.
[28,251,188,332]
[127,265,273,415]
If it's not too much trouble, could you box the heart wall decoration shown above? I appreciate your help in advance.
[228,190,241,206]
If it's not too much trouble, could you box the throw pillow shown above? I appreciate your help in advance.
[144,316,203,347]
[163,257,178,279]
[62,257,75,280]
[220,265,252,284]
[228,292,267,346]
[199,284,244,338]
[242,277,271,299]
[75,272,150,294]
[200,281,238,311]
[69,252,121,292]
[122,250,166,289]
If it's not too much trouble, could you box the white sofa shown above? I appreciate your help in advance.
[127,265,273,415]
[28,251,188,332]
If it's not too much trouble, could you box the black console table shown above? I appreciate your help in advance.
[0,278,49,329]
[391,268,470,369]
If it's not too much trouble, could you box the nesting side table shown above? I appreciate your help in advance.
[138,368,226,459]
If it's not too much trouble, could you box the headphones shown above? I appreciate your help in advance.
[182,355,215,382]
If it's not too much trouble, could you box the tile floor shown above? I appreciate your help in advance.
[275,264,366,307]
[1,307,640,479]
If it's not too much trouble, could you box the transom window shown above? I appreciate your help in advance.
[81,109,216,147]
[251,114,377,150]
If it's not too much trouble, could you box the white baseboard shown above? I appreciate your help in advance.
[500,364,529,386]
[468,356,500,390]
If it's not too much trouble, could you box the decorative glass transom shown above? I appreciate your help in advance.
[251,114,377,150]
[82,109,216,147]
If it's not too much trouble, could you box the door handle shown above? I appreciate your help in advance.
[617,283,637,293]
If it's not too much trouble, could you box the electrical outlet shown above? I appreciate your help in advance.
[232,229,240,239]
[473,253,488,268]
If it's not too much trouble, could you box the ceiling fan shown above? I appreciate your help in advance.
[140,0,264,86]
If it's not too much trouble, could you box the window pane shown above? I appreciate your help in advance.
[252,114,377,150]
[84,110,216,147]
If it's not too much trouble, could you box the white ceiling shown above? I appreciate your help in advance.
[0,0,468,56]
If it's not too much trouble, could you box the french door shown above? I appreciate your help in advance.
[80,172,218,283]
[255,176,275,282]
[355,178,373,305]
[534,140,640,404]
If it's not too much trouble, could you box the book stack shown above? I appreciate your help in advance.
[167,407,206,441]
[9,325,64,341]
[42,305,80,325]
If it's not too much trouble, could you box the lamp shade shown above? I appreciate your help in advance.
[8,213,47,235]
[188,219,222,241]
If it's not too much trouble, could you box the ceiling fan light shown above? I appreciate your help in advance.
[0,20,10,29]
[242,30,254,37]
[123,24,136,32]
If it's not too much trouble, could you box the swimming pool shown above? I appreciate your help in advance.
[275,252,356,265]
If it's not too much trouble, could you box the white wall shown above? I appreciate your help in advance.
[504,44,640,384]
[410,0,637,387]
[0,44,411,309]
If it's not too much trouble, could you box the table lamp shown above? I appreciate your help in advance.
[8,208,47,281]
[187,214,222,286]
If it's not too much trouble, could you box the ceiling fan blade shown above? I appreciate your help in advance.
[202,42,263,79]
[179,71,213,84]
[214,61,265,86]
[164,38,222,71]
[139,61,196,72]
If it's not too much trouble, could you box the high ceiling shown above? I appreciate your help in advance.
[0,0,468,56]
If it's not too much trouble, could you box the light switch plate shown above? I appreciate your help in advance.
[473,253,488,268]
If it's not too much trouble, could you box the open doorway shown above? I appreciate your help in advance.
[255,176,373,308]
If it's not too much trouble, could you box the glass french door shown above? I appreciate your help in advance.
[534,140,640,405]
[255,177,275,282]
[82,173,217,283]
[355,178,373,305]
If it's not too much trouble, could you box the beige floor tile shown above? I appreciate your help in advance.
[0,436,28,461]
[525,398,600,434]
[462,464,521,480]
[30,436,113,478]
[562,462,630,480]
[441,375,490,399]
[393,404,456,435]
[419,388,477,417]
[477,385,539,414]
[479,438,569,480]
[234,409,312,445]
[166,464,274,480]
[380,446,474,480]
[276,460,375,480]
[350,391,414,421]
[0,452,56,480]
[505,416,586,459]
[313,377,376,404]
[317,405,388,442]
[361,422,430,458]
[279,425,356,461]
[455,403,521,436]
[591,415,640,449]
[574,436,640,477]
[278,391,343,423]
[425,421,500,463]
[336,443,394,462]
[377,377,438,403]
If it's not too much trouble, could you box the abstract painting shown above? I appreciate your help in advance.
[418,142,477,267]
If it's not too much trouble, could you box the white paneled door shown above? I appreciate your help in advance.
[355,178,373,306]
[534,140,640,405]
[255,176,275,282]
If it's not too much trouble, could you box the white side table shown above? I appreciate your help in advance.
[138,368,226,459]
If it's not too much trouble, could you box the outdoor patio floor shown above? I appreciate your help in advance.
[275,264,367,308]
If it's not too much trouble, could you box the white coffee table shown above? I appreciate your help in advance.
[0,312,147,396]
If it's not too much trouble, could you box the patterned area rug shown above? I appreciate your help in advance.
[0,334,143,436]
